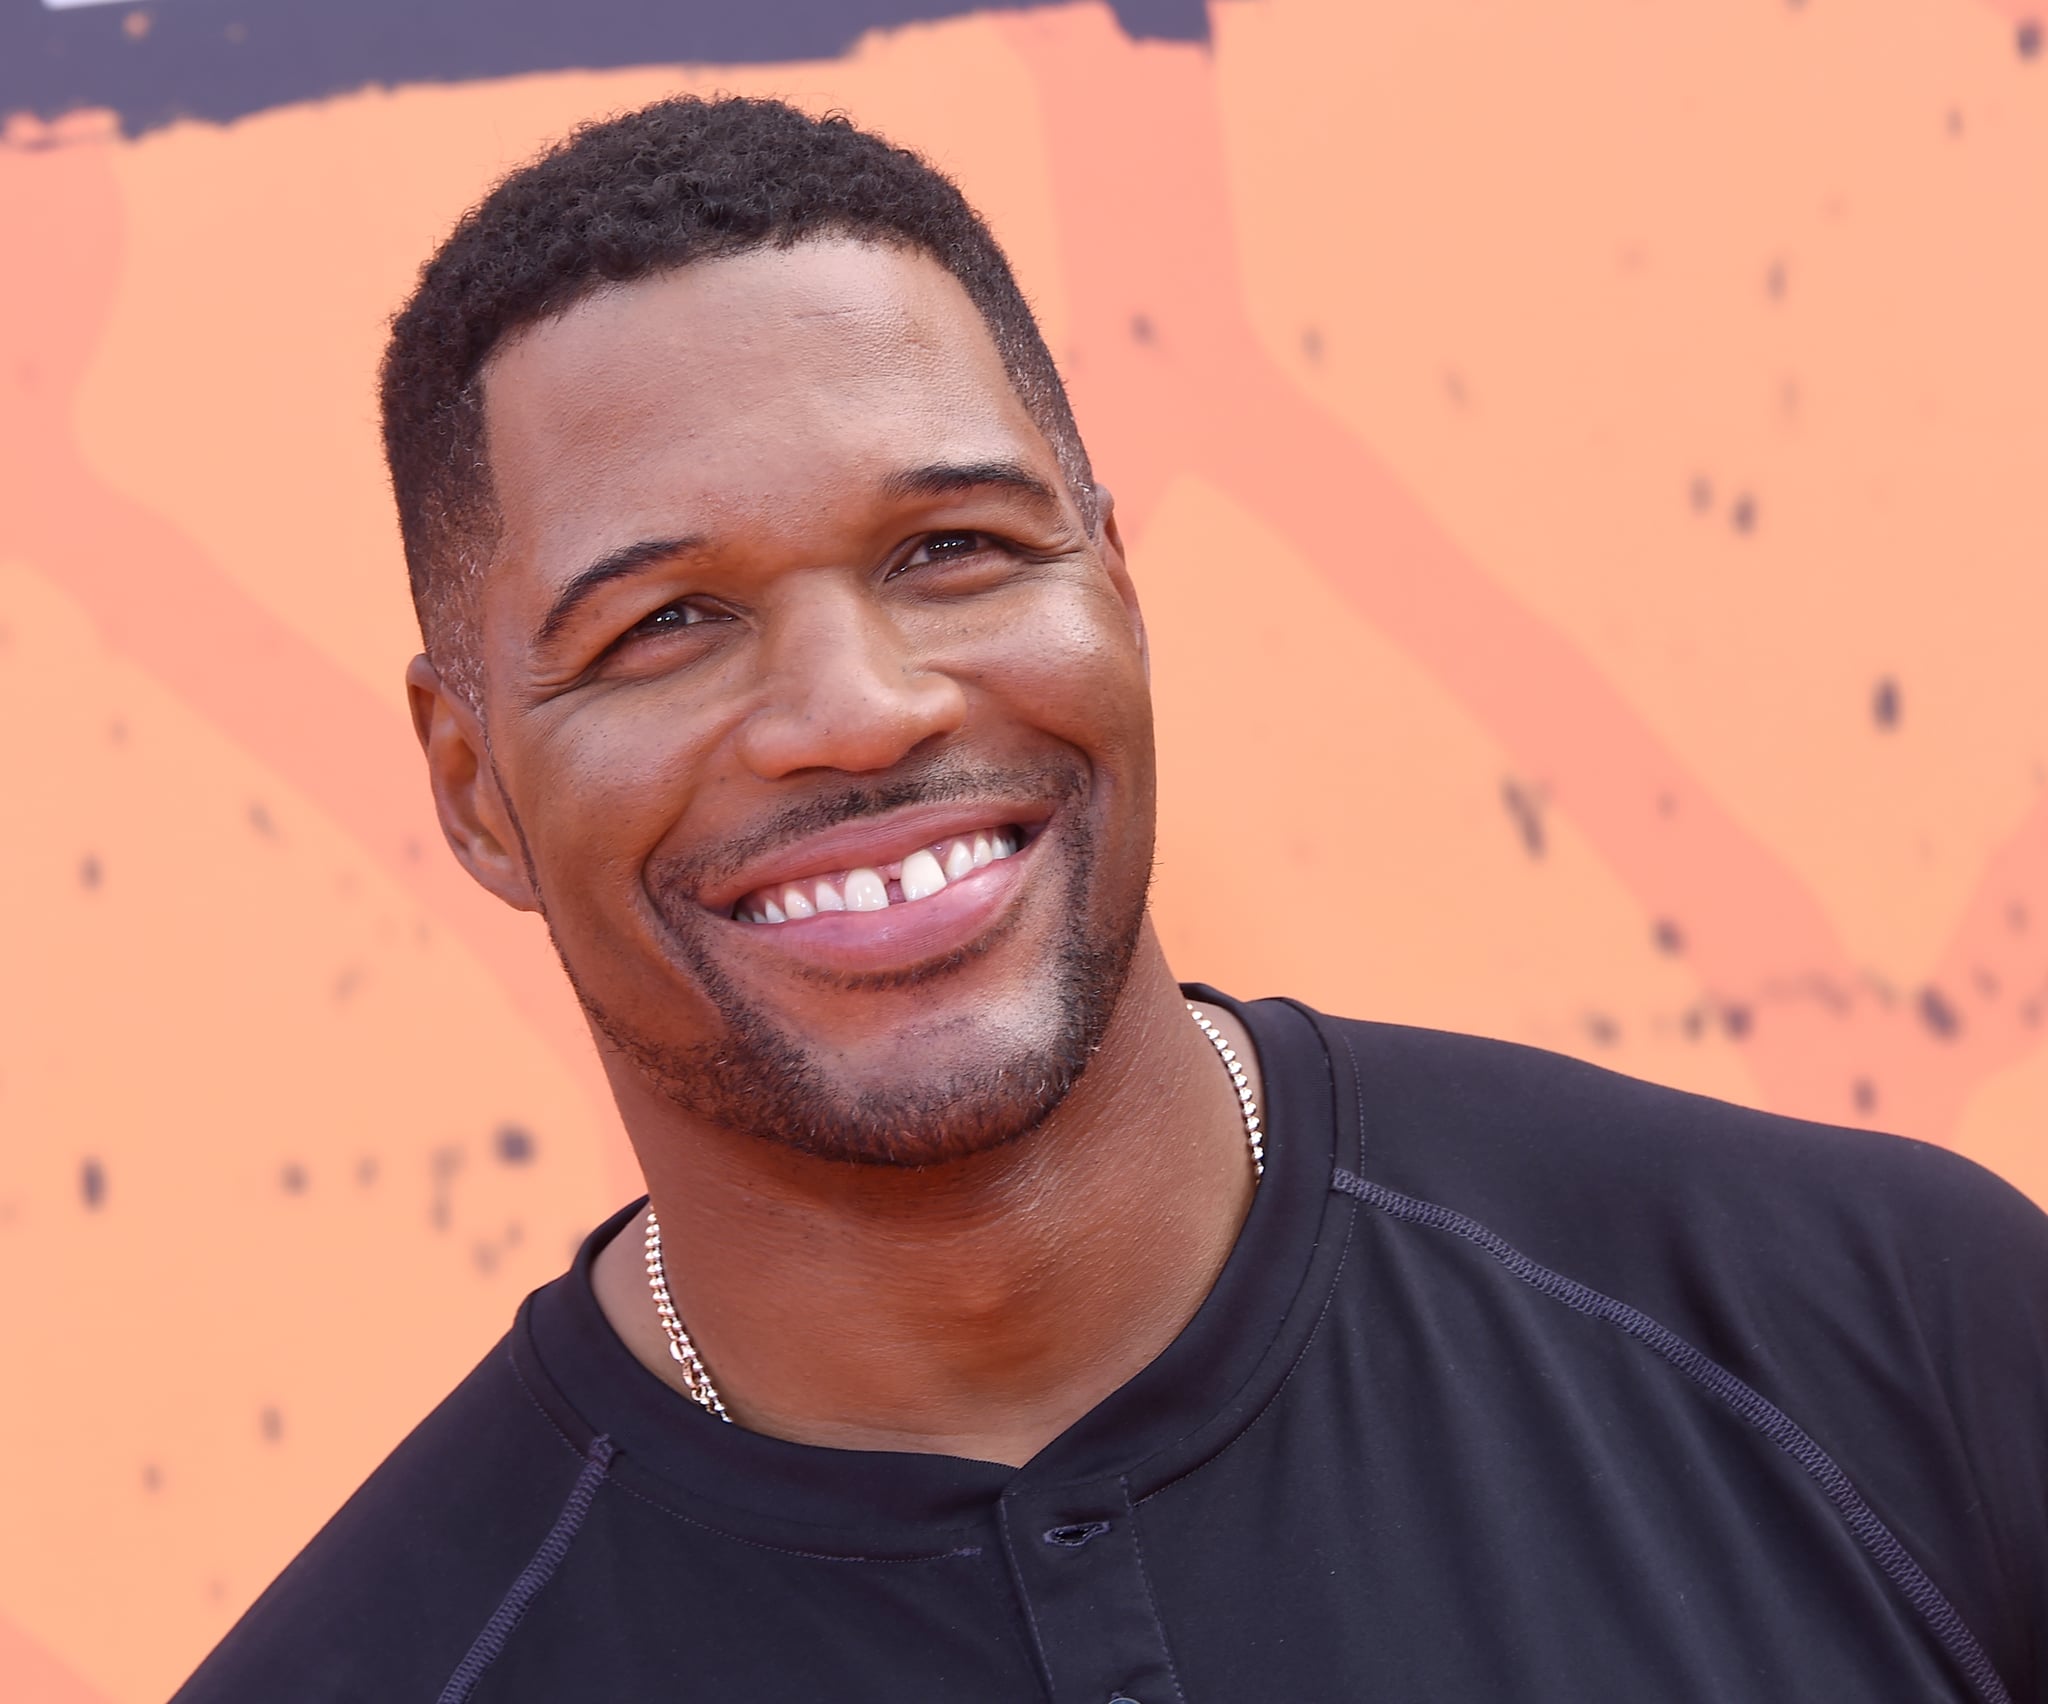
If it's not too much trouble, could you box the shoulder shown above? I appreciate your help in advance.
[1309,1010,2048,1678]
[1316,1011,2048,1304]
[171,1320,593,1703]
[1302,1003,2048,1687]
[1303,1012,2048,1471]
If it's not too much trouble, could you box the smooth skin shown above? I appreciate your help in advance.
[407,239,1262,1468]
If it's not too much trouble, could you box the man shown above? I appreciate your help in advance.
[174,96,2047,1702]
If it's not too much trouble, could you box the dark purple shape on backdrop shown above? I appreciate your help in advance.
[1,0,1209,138]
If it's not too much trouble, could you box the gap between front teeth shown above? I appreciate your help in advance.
[738,828,1020,924]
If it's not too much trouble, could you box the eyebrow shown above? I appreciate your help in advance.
[879,458,1065,511]
[530,460,1065,652]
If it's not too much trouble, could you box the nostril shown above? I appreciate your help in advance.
[1041,1520,1111,1548]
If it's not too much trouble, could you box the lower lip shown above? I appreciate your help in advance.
[717,837,1039,976]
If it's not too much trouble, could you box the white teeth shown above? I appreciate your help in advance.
[737,826,1024,924]
[900,848,948,901]
[843,867,890,912]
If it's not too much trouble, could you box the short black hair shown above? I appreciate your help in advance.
[380,94,1095,704]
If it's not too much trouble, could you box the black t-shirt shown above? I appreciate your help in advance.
[172,991,2048,1702]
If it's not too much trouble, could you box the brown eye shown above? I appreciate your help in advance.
[625,601,726,641]
[899,532,998,571]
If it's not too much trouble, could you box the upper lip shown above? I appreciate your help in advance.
[692,799,1051,914]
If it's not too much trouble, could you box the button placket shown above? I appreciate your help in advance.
[999,1478,1187,1704]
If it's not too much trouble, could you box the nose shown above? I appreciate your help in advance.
[734,581,968,779]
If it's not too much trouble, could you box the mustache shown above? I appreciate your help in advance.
[648,752,1088,900]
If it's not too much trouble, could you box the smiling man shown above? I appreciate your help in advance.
[173,99,2048,1703]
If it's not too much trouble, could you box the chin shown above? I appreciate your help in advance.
[576,867,1149,1167]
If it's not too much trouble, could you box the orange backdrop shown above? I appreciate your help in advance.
[3,2,2046,1697]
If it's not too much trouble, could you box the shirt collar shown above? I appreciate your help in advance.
[513,987,1354,1549]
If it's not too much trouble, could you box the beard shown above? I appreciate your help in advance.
[559,754,1152,1167]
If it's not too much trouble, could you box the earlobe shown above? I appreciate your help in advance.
[1093,487,1150,681]
[405,654,541,913]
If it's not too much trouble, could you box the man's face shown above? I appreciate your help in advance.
[465,238,1156,1165]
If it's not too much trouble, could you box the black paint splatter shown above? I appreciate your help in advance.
[495,1125,536,1165]
[1652,918,1686,955]
[80,1157,105,1209]
[1501,780,1545,859]
[1720,1003,1753,1041]
[1730,493,1757,534]
[1917,985,1960,1039]
[429,1143,463,1231]
[2019,18,2042,59]
[1872,677,1900,729]
[1583,1013,1619,1047]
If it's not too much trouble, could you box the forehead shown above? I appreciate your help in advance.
[478,239,1045,569]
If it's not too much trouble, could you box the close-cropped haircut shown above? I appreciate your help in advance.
[380,94,1095,706]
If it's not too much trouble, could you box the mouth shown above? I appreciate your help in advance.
[731,823,1028,924]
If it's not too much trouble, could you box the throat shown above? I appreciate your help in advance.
[590,971,1262,1466]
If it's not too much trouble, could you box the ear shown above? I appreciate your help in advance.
[405,654,541,913]
[1093,485,1149,680]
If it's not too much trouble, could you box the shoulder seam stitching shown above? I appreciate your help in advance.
[433,1432,616,1704]
[1329,1163,2013,1704]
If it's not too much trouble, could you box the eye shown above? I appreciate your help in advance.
[895,530,1004,573]
[621,599,729,643]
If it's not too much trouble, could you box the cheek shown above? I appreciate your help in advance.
[967,581,1154,754]
[513,696,719,890]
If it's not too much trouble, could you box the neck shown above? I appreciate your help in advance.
[590,928,1260,1467]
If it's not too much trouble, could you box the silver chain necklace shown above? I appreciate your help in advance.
[643,1000,1264,1422]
